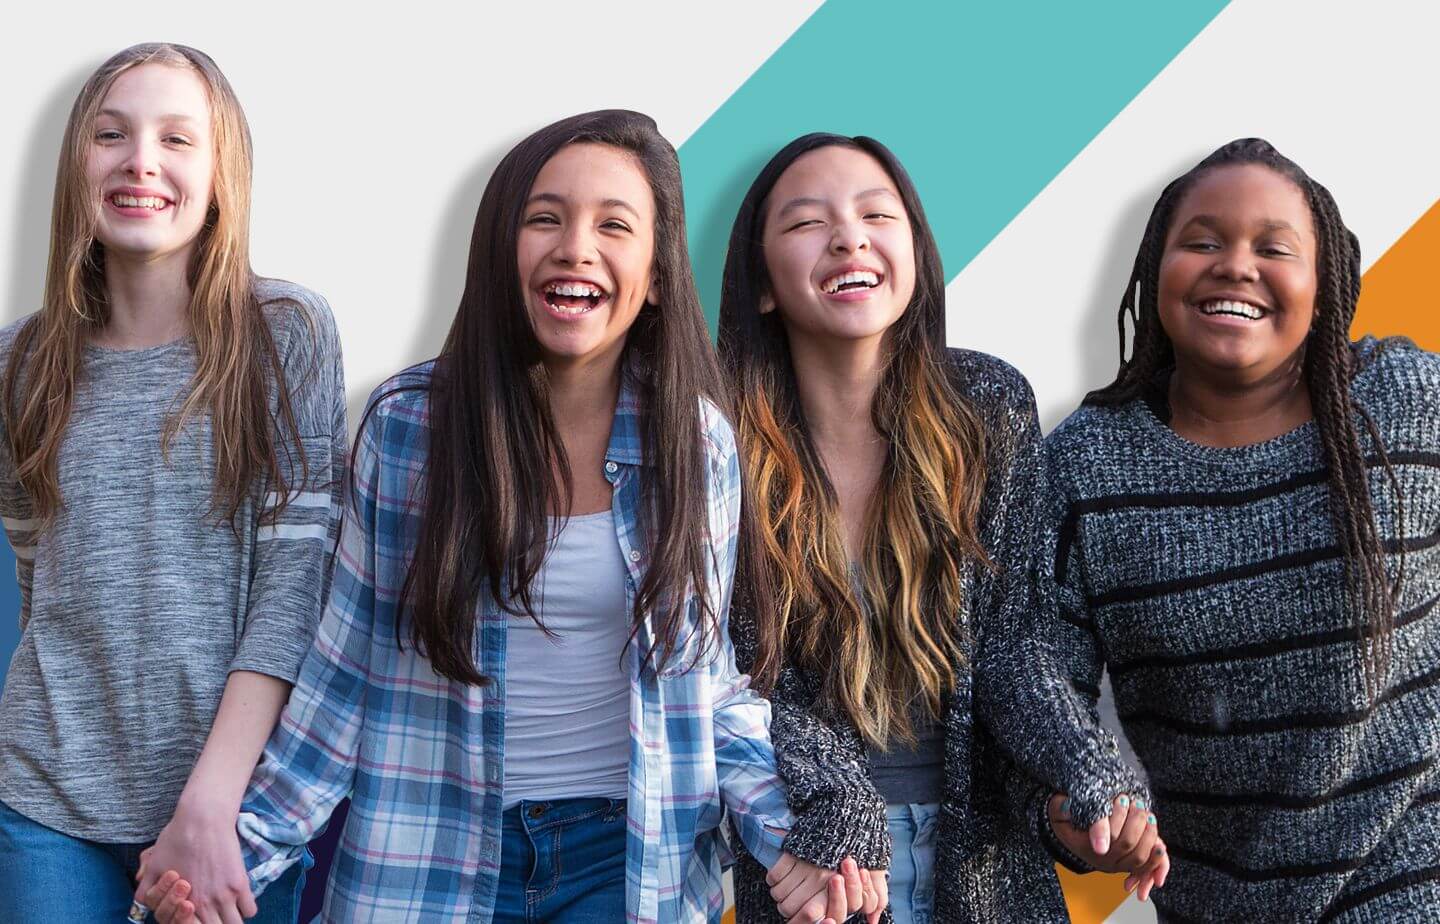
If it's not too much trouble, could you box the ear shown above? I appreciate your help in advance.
[759,291,776,315]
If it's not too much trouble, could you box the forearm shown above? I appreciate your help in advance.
[177,670,291,816]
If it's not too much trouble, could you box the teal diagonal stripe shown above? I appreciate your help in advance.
[678,0,1228,322]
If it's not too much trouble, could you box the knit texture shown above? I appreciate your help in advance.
[1042,338,1440,922]
[732,349,1146,923]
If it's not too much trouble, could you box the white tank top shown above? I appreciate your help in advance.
[501,509,631,807]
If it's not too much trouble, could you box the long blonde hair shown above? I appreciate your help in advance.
[3,43,306,528]
[718,135,990,748]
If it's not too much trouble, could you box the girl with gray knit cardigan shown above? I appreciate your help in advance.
[718,134,1165,923]
[1041,138,1440,920]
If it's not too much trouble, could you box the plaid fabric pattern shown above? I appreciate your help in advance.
[236,361,792,922]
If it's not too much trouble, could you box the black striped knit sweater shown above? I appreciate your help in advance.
[731,349,1147,923]
[1041,338,1440,922]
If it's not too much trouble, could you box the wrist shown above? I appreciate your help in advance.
[175,785,243,823]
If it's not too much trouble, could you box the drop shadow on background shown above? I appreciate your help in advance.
[1046,153,1194,430]
[4,67,89,326]
[343,140,512,429]
[683,146,775,321]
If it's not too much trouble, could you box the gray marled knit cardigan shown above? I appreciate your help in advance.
[1042,338,1440,921]
[731,349,1146,923]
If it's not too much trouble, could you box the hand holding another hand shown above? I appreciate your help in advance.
[1048,792,1168,903]
[767,853,888,924]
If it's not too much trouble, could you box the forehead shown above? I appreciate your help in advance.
[100,62,211,121]
[531,142,655,216]
[1171,163,1314,239]
[768,145,900,209]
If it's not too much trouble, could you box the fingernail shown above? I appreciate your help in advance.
[1149,814,1157,825]
[1059,798,1071,815]
[1156,843,1166,854]
[1118,795,1130,808]
[1134,798,1146,810]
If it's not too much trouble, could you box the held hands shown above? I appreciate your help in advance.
[767,854,887,924]
[133,798,252,924]
[1047,793,1169,903]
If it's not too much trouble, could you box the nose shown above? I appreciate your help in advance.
[1209,244,1260,283]
[552,221,598,267]
[121,136,161,179]
[828,217,871,255]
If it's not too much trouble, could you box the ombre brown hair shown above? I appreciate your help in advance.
[3,43,308,528]
[719,134,990,747]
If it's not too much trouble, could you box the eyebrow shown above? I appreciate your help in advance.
[1180,214,1301,234]
[527,192,640,218]
[96,108,202,126]
[775,187,899,218]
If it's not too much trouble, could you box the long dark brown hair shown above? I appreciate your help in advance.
[371,110,726,686]
[718,134,991,747]
[1087,137,1402,694]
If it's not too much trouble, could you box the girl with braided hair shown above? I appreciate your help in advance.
[1040,138,1440,920]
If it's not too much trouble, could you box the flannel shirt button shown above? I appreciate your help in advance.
[629,550,641,563]
[605,461,618,474]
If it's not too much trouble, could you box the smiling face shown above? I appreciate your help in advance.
[85,62,215,266]
[516,142,658,372]
[1157,163,1318,384]
[759,145,916,347]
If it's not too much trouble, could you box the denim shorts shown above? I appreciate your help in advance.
[886,802,939,924]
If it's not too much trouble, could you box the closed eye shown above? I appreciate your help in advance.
[786,219,821,232]
[526,213,560,225]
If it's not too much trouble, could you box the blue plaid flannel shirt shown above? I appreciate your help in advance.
[235,362,792,922]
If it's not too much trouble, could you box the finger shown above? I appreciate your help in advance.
[767,853,795,888]
[1116,801,1155,865]
[778,880,824,920]
[867,871,888,924]
[1048,793,1072,824]
[1138,845,1167,902]
[770,867,807,907]
[1087,815,1111,857]
[857,868,878,916]
[1101,793,1134,855]
[154,879,192,922]
[785,892,826,924]
[136,846,153,885]
[236,886,259,919]
[841,858,864,914]
[144,871,183,908]
[824,874,848,922]
[219,899,246,924]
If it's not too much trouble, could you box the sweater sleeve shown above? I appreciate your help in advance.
[729,582,891,871]
[969,366,1147,835]
[236,402,379,895]
[231,292,348,682]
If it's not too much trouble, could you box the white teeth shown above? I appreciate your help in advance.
[821,270,881,294]
[111,194,167,210]
[1199,299,1264,320]
[545,281,604,298]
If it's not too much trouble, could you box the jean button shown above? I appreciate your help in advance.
[527,803,546,819]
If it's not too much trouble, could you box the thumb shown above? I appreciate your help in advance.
[1089,816,1112,856]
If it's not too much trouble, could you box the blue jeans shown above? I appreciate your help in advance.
[886,802,939,924]
[0,797,308,923]
[493,798,626,923]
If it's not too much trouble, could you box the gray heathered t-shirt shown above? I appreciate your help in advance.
[0,278,346,842]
